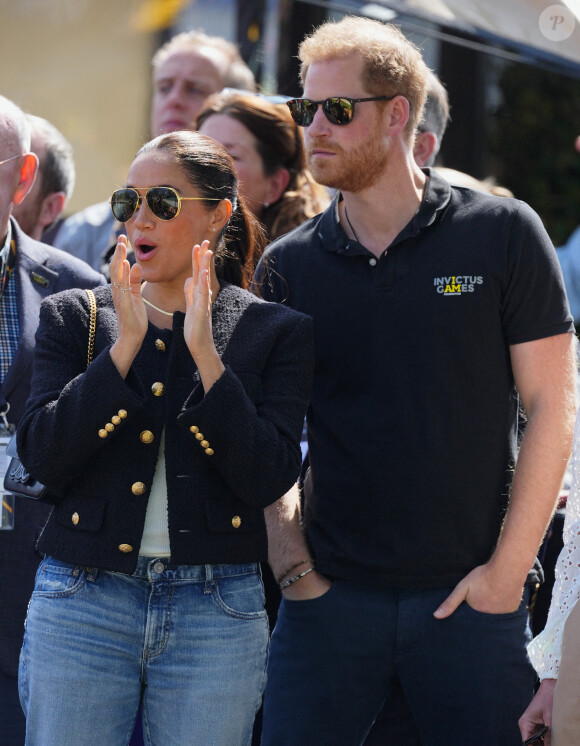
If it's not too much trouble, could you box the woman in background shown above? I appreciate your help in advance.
[197,90,329,242]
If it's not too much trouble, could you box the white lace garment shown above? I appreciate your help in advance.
[528,412,580,680]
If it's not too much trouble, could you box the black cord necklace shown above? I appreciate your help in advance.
[344,206,362,244]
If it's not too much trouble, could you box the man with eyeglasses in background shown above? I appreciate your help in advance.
[0,95,105,746]
[53,30,256,275]
[256,16,576,745]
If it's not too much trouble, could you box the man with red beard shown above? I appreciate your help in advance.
[255,16,576,746]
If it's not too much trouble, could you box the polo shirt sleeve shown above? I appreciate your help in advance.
[502,200,574,345]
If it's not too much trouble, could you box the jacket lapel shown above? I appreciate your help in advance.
[2,222,59,400]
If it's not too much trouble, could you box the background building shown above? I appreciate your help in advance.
[1,0,579,241]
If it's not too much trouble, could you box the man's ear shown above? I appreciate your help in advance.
[386,95,410,136]
[413,131,438,168]
[38,192,66,231]
[13,153,39,205]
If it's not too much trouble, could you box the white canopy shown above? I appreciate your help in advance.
[355,0,580,74]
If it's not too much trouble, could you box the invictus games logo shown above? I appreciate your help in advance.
[434,275,483,295]
[539,5,576,42]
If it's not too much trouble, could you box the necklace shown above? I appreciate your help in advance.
[344,206,362,244]
[140,282,174,317]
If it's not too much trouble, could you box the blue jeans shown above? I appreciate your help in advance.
[262,580,535,746]
[19,556,269,746]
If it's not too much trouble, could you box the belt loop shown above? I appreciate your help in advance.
[203,563,214,594]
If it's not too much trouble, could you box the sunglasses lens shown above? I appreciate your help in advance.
[147,187,179,221]
[287,99,316,127]
[324,98,354,125]
[111,189,138,222]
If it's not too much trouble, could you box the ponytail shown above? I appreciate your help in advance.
[216,194,266,289]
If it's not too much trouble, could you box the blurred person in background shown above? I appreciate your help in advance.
[412,69,449,168]
[197,90,330,242]
[0,95,104,746]
[54,31,256,275]
[12,114,75,243]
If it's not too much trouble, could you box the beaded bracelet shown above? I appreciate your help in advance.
[279,566,315,590]
[275,559,308,585]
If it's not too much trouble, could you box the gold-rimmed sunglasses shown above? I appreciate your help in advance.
[110,186,220,222]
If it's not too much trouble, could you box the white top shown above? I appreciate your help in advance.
[139,429,171,558]
[528,412,580,680]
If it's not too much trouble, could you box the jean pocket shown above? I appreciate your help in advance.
[461,598,527,621]
[33,555,86,597]
[212,570,267,620]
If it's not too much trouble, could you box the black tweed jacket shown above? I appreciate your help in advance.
[17,282,313,574]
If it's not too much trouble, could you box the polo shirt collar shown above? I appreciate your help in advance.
[318,168,452,255]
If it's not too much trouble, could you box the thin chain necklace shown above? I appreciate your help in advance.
[140,282,174,317]
[344,206,362,244]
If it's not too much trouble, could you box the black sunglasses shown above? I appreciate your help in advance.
[287,95,396,127]
[110,186,220,223]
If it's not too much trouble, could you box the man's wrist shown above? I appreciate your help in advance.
[279,566,315,590]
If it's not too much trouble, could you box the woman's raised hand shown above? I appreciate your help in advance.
[109,236,147,378]
[184,241,224,392]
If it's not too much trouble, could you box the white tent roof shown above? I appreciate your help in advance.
[354,0,580,74]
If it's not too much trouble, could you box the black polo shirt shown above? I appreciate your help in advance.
[255,170,574,589]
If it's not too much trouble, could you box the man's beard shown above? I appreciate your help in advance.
[306,125,388,193]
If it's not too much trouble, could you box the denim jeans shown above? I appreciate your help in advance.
[19,556,269,746]
[261,580,535,746]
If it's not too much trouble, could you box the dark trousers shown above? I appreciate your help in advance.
[0,670,25,746]
[262,580,535,746]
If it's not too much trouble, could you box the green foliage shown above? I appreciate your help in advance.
[489,63,580,246]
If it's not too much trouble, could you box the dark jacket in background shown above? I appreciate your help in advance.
[0,219,105,678]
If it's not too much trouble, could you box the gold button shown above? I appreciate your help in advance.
[118,544,133,553]
[190,425,199,434]
[205,448,214,456]
[140,430,154,444]
[200,440,209,448]
[71,512,79,526]
[131,482,146,496]
[112,415,121,426]
[105,422,115,432]
[232,516,241,529]
[195,432,204,441]
[118,409,128,419]
[98,429,108,439]
[155,339,166,352]
[151,382,165,397]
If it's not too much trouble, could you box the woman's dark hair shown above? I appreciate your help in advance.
[136,130,265,288]
[196,92,329,241]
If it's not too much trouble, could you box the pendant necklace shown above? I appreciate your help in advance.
[140,282,174,317]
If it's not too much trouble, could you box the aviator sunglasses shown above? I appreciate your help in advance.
[110,186,220,223]
[287,95,396,127]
